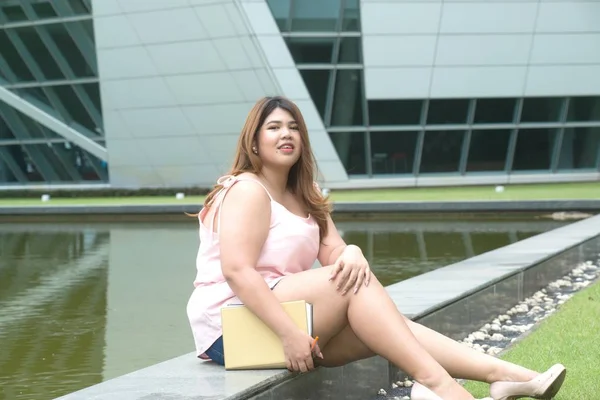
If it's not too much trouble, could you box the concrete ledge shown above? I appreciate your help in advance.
[55,214,600,400]
[2,199,600,217]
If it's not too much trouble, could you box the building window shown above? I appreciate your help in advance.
[267,0,291,31]
[474,98,517,124]
[370,131,419,174]
[341,0,360,31]
[512,128,556,171]
[328,131,366,175]
[567,97,600,122]
[291,0,341,32]
[285,37,336,64]
[426,99,470,125]
[558,127,600,170]
[299,70,332,120]
[368,100,423,126]
[338,37,361,64]
[420,130,465,173]
[330,70,364,126]
[466,129,511,172]
[520,97,563,123]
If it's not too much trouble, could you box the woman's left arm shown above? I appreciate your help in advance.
[317,213,371,295]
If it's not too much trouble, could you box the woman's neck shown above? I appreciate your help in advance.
[258,167,289,198]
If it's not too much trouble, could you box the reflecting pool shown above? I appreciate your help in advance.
[0,214,570,400]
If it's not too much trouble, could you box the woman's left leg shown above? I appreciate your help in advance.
[319,318,538,384]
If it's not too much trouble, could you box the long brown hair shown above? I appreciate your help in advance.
[203,96,331,239]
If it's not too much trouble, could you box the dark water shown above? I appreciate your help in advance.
[0,215,570,400]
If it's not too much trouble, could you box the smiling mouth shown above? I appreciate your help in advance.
[278,144,294,150]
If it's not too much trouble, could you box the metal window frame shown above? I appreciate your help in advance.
[0,145,29,182]
[0,102,60,181]
[550,98,569,172]
[0,86,107,160]
[18,3,101,129]
[459,99,477,175]
[49,1,98,75]
[31,123,84,181]
[505,99,523,173]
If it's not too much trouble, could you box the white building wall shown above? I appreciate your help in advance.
[362,0,600,99]
[92,0,347,189]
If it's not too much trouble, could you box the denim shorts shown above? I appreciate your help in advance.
[205,336,225,366]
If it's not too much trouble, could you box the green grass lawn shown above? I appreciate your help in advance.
[0,182,598,207]
[465,280,600,399]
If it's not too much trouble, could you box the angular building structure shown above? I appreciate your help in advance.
[1,0,599,190]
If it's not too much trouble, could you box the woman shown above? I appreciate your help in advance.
[186,96,565,400]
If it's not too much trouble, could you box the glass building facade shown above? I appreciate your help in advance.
[267,0,600,178]
[0,0,107,185]
[1,0,598,188]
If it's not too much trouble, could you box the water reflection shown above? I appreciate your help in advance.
[0,217,569,400]
[335,220,565,285]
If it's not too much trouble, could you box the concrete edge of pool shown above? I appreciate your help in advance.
[2,199,600,216]
[53,214,600,400]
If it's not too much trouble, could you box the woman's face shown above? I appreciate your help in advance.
[255,107,303,168]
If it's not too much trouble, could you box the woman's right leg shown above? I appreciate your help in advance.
[272,265,474,400]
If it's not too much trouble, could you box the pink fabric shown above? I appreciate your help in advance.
[186,175,320,359]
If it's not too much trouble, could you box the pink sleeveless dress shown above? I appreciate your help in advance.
[186,175,320,359]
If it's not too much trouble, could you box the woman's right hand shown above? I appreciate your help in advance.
[281,329,323,373]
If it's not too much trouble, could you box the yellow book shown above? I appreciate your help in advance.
[221,300,314,370]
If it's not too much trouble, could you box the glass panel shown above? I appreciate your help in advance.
[32,1,58,19]
[50,85,97,131]
[1,144,46,182]
[466,129,511,172]
[426,99,469,125]
[328,131,366,175]
[420,130,465,173]
[0,30,35,82]
[14,111,56,140]
[370,131,418,174]
[1,4,28,22]
[330,69,364,126]
[285,37,335,64]
[338,37,361,63]
[368,100,423,126]
[68,0,90,15]
[0,147,19,183]
[46,22,94,77]
[299,69,331,120]
[82,84,103,130]
[0,142,106,183]
[558,127,600,170]
[0,113,11,140]
[266,0,291,31]
[81,19,95,40]
[566,97,600,122]
[341,0,360,31]
[520,97,563,123]
[15,87,53,110]
[291,0,341,32]
[56,141,106,181]
[473,98,517,124]
[512,128,556,171]
[14,26,64,80]
[0,104,62,141]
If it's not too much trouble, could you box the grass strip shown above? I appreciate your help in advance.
[465,280,600,399]
[0,182,598,207]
